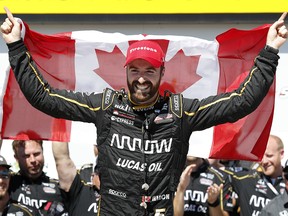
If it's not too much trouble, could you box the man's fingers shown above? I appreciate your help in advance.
[1,20,11,33]
[4,6,15,23]
[278,25,288,38]
[278,12,287,22]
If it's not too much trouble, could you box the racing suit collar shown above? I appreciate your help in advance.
[262,172,284,185]
[129,92,161,111]
[18,171,47,183]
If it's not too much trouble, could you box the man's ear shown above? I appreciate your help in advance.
[161,67,165,77]
[280,149,284,160]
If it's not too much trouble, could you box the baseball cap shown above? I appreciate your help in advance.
[124,40,165,68]
[0,155,11,169]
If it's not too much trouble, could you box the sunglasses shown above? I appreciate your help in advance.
[0,170,10,179]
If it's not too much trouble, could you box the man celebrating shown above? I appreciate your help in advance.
[1,7,288,215]
[260,159,288,215]
[0,155,35,215]
[228,135,286,215]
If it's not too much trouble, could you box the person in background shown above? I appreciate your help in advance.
[0,155,36,215]
[1,7,287,215]
[227,135,286,216]
[173,156,229,216]
[220,160,261,173]
[208,159,240,216]
[52,141,100,216]
[259,159,288,216]
[9,139,67,216]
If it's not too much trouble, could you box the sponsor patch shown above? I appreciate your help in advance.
[108,189,126,198]
[111,116,134,125]
[155,208,166,216]
[199,178,213,186]
[154,113,173,124]
[113,109,135,120]
[43,187,57,194]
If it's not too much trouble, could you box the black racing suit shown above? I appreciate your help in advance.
[9,172,67,216]
[228,169,285,216]
[8,40,279,216]
[61,172,100,216]
[3,200,37,216]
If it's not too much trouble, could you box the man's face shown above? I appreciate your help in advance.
[126,59,163,105]
[260,137,284,178]
[0,167,10,200]
[15,140,44,180]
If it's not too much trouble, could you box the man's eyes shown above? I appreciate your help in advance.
[130,69,155,74]
[130,69,139,73]
[146,70,156,74]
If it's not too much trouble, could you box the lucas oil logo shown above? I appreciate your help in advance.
[116,157,163,172]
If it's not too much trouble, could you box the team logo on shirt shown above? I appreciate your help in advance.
[108,189,127,198]
[249,195,270,208]
[20,184,31,195]
[114,104,131,112]
[255,179,267,194]
[113,109,135,120]
[111,115,134,125]
[199,178,213,186]
[110,134,172,154]
[155,208,166,216]
[200,172,214,180]
[42,183,56,188]
[42,186,57,194]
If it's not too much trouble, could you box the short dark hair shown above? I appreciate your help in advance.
[12,140,43,155]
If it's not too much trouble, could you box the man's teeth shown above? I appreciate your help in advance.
[136,85,148,90]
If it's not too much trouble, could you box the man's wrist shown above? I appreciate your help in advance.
[207,198,220,207]
[264,45,279,54]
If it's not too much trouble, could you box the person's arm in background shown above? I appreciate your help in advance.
[52,141,77,192]
[207,183,229,216]
[173,164,195,216]
[94,144,98,157]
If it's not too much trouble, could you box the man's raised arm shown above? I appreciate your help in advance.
[52,141,77,192]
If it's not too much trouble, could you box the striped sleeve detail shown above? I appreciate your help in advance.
[27,52,101,112]
[184,67,257,117]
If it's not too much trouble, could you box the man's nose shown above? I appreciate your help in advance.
[261,157,267,165]
[29,155,36,163]
[137,76,146,84]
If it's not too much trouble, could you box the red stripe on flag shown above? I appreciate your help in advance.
[210,24,274,160]
[2,23,74,141]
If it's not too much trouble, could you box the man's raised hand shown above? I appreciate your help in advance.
[0,7,21,43]
[266,12,288,49]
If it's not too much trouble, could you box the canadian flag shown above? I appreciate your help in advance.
[0,21,274,161]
